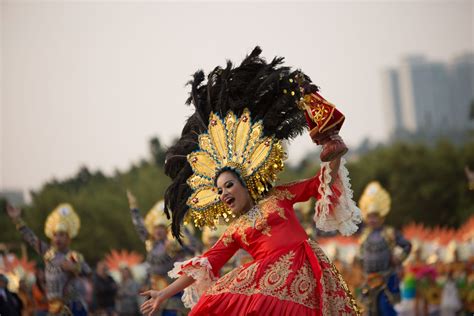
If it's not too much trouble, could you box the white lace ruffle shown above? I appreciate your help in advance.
[314,158,362,236]
[168,256,217,309]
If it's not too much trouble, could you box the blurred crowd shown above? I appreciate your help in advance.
[0,223,252,316]
[314,219,474,316]
[1,194,472,316]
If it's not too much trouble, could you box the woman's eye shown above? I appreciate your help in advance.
[226,182,234,188]
[217,189,223,195]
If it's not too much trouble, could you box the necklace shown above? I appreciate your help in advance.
[245,205,261,228]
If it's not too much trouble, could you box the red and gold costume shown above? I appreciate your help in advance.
[163,47,362,315]
[171,157,361,315]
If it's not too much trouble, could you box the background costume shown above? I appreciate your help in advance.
[163,47,362,315]
[358,181,412,316]
[129,199,196,315]
[12,204,91,315]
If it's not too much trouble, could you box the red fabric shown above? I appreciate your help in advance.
[302,92,345,135]
[32,284,48,311]
[177,174,356,315]
[198,230,240,278]
[191,292,317,316]
[305,111,317,131]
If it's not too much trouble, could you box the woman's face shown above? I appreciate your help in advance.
[216,171,254,215]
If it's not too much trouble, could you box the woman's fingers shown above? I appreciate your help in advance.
[139,290,151,297]
[150,300,160,315]
[141,304,152,315]
[140,300,152,313]
[139,290,163,315]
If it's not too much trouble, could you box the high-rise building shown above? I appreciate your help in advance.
[381,69,404,137]
[450,53,474,130]
[383,53,474,142]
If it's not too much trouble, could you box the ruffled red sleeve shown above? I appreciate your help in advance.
[277,158,361,236]
[200,233,240,277]
[276,170,340,204]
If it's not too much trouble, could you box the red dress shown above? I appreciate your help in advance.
[169,159,361,316]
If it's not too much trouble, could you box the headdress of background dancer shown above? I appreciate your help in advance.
[44,203,80,239]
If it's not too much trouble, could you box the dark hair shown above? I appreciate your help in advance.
[214,167,246,187]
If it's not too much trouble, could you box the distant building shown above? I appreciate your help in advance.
[382,53,474,143]
[382,69,404,138]
[450,53,474,131]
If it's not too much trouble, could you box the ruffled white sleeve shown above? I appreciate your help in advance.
[314,158,362,235]
[168,256,217,308]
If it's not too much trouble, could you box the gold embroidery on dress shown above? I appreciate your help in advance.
[207,262,259,295]
[206,250,319,309]
[234,263,259,292]
[290,262,316,307]
[277,178,312,190]
[308,240,361,315]
[259,251,294,294]
[221,189,294,246]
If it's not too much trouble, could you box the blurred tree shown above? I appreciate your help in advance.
[2,140,473,264]
[346,140,474,229]
[150,136,166,166]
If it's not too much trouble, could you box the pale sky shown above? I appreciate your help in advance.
[1,0,473,196]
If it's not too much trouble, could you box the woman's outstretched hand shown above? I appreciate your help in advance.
[139,274,195,315]
[140,290,166,316]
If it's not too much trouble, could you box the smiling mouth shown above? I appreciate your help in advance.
[224,197,235,207]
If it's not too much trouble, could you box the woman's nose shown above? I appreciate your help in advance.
[220,188,228,198]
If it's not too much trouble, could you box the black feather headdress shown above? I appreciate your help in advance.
[164,46,317,241]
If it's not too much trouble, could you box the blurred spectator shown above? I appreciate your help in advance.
[93,261,117,315]
[116,266,139,316]
[0,273,23,316]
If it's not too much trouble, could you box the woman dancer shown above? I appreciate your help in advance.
[141,47,361,316]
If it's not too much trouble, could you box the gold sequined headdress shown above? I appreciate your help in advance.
[186,109,285,227]
[44,203,80,239]
[358,181,391,219]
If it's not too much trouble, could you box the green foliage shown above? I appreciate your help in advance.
[3,137,473,265]
[2,138,171,265]
[150,136,167,166]
[346,140,474,229]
